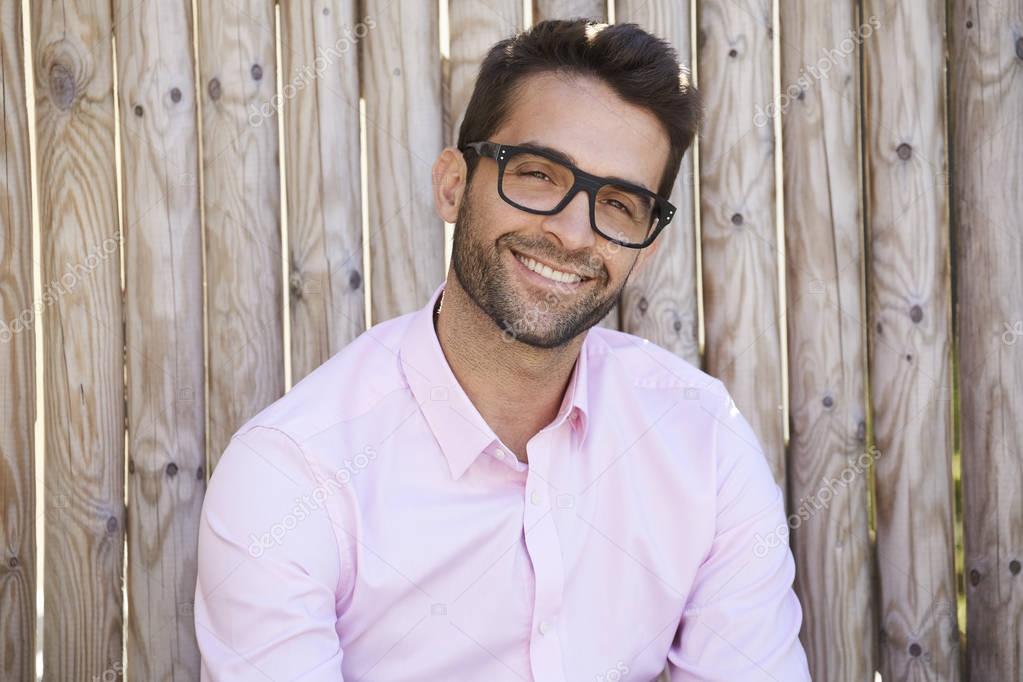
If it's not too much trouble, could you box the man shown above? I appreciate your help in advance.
[196,19,810,681]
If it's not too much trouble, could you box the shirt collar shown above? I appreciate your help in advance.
[398,282,590,480]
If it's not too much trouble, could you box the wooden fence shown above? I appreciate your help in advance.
[1,0,1020,680]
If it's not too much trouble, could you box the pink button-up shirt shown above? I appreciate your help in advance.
[195,282,809,681]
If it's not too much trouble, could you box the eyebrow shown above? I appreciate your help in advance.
[518,139,655,194]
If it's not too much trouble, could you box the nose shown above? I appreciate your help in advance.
[540,188,596,252]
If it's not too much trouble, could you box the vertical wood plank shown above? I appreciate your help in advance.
[533,0,605,22]
[196,0,284,464]
[616,0,699,365]
[0,0,36,678]
[113,0,205,678]
[363,0,444,321]
[950,0,1023,678]
[280,1,366,382]
[31,1,125,678]
[697,0,785,483]
[447,0,524,148]
[862,2,959,679]
[779,2,875,679]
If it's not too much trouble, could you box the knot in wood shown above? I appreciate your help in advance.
[49,62,76,111]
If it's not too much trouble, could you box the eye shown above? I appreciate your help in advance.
[604,198,633,216]
[518,168,553,182]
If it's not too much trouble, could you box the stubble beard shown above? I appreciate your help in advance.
[449,187,627,349]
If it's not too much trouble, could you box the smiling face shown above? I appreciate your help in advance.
[445,71,671,348]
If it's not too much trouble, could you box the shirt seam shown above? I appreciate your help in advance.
[240,423,350,600]
[598,330,705,392]
[290,382,410,449]
[686,383,726,578]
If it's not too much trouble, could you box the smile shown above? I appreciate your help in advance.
[512,251,588,285]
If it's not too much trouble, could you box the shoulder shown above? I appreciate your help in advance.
[585,325,728,405]
[587,326,775,495]
[232,311,418,446]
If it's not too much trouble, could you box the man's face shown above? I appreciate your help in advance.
[449,72,670,348]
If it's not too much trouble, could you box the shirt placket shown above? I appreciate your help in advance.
[521,429,567,681]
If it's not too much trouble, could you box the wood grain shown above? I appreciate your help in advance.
[697,0,785,484]
[616,0,699,365]
[363,0,444,321]
[0,0,36,678]
[113,0,205,678]
[196,0,284,465]
[863,1,959,679]
[779,2,875,679]
[280,0,365,382]
[31,0,125,679]
[533,0,605,23]
[447,0,524,148]
[950,0,1023,678]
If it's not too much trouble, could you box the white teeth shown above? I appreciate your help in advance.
[515,253,582,284]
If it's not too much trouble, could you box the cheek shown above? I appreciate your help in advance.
[605,260,630,284]
[477,195,540,242]
[592,243,635,283]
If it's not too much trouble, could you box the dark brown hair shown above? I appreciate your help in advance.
[456,19,701,198]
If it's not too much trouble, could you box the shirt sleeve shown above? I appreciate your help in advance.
[195,425,345,681]
[666,388,811,681]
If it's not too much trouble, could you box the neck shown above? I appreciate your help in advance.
[434,274,584,462]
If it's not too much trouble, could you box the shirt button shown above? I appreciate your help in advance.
[538,620,551,635]
[494,449,505,459]
[530,490,542,505]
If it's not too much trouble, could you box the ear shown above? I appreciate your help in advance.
[432,147,467,224]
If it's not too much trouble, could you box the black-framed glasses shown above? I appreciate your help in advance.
[459,140,676,249]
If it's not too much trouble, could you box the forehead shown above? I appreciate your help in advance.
[491,71,670,193]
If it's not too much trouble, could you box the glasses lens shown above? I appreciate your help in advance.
[501,152,576,211]
[499,150,660,246]
[594,183,657,246]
